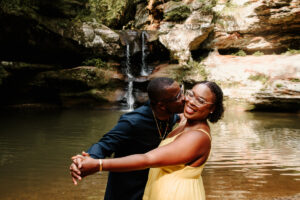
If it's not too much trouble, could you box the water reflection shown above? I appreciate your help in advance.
[204,107,300,200]
[0,107,299,200]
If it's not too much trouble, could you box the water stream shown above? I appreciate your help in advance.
[140,31,149,76]
[124,43,135,111]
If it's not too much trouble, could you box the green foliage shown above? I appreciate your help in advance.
[290,78,300,82]
[0,0,39,14]
[82,58,110,69]
[281,48,300,56]
[188,61,208,80]
[0,66,9,86]
[233,50,247,56]
[164,5,191,21]
[276,83,283,88]
[253,51,264,56]
[74,0,129,27]
[248,74,269,84]
[197,0,217,14]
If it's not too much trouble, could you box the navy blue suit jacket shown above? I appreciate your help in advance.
[87,102,179,200]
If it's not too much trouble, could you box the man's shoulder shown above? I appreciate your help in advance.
[120,104,152,123]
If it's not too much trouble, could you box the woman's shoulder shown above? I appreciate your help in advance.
[180,124,211,141]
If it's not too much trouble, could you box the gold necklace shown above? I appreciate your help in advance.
[152,109,169,140]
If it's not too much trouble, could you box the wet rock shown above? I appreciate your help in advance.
[32,66,124,90]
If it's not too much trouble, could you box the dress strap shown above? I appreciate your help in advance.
[195,128,211,140]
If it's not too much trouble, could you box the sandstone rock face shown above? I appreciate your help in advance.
[0,0,299,111]
[64,22,122,57]
[204,0,300,51]
[158,13,214,64]
[148,52,300,111]
[204,52,300,111]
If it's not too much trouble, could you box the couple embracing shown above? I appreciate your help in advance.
[70,77,224,200]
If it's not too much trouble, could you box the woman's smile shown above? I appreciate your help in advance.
[184,103,196,115]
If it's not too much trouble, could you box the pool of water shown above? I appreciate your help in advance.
[0,106,299,199]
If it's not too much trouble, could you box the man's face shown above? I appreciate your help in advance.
[161,82,185,114]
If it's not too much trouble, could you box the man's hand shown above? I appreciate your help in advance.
[72,155,100,178]
[70,151,90,185]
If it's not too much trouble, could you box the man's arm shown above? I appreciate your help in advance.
[70,116,133,184]
[87,116,133,158]
[72,129,211,175]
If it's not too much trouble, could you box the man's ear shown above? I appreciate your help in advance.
[157,102,167,111]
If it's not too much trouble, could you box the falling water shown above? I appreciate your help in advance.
[125,44,133,79]
[125,80,134,111]
[140,31,149,76]
[124,43,135,111]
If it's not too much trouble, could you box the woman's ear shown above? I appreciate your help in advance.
[210,105,216,114]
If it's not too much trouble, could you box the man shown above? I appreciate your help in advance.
[70,77,185,200]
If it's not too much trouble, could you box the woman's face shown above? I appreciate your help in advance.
[184,84,215,121]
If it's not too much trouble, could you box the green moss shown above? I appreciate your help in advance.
[276,83,283,88]
[0,0,39,15]
[290,78,300,82]
[0,66,9,86]
[180,61,208,81]
[164,5,191,21]
[74,0,129,27]
[233,50,247,56]
[281,48,300,56]
[193,62,208,80]
[197,0,217,14]
[253,51,264,56]
[248,74,269,84]
[218,81,240,88]
[82,58,111,70]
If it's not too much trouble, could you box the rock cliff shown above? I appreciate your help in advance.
[0,0,299,111]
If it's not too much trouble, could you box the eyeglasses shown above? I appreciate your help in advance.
[185,90,213,107]
[163,84,184,102]
[175,84,184,101]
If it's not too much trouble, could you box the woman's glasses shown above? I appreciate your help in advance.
[185,90,213,108]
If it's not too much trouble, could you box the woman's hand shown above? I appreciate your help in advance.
[75,156,100,177]
[70,151,99,185]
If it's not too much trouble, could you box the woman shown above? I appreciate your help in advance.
[73,81,224,200]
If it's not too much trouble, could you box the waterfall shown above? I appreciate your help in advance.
[123,43,135,111]
[121,30,150,111]
[125,80,134,111]
[140,31,149,76]
[125,44,133,79]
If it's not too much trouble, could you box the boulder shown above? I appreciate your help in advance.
[159,12,214,64]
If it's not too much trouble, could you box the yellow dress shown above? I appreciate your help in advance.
[143,129,211,200]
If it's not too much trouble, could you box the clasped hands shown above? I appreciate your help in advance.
[69,151,99,185]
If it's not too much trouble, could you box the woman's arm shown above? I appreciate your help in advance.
[75,129,211,175]
[104,129,211,171]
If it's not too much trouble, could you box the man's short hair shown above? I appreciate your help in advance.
[147,77,175,104]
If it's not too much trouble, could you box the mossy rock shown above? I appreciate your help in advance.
[0,66,10,86]
[163,1,191,22]
[77,0,135,28]
[32,66,124,91]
